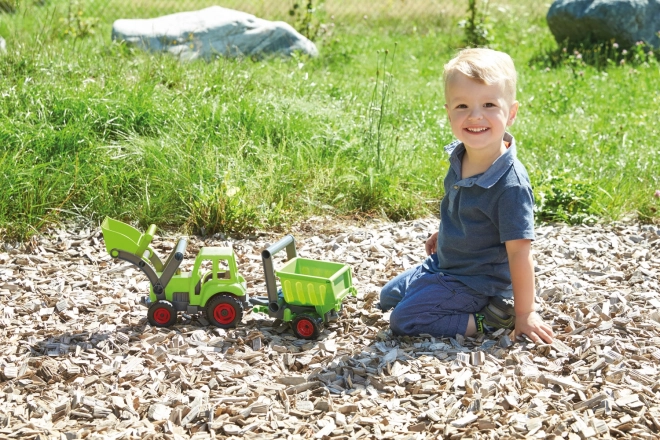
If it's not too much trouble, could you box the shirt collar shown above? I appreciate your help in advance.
[444,132,517,189]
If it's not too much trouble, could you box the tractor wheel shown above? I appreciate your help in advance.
[292,314,323,340]
[147,300,177,327]
[206,294,243,328]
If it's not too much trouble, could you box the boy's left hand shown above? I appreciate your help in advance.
[425,231,438,255]
[513,311,554,344]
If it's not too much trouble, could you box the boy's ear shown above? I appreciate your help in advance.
[444,103,450,120]
[507,101,519,126]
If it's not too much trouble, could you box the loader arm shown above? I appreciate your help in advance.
[110,237,188,300]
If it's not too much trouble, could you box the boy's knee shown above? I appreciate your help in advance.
[379,292,396,311]
[379,286,403,312]
[389,305,415,336]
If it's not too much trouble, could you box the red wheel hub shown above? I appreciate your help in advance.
[213,303,236,325]
[153,307,171,325]
[296,319,314,338]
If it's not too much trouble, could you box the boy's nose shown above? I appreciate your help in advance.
[468,109,483,120]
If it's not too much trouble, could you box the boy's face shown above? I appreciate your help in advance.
[444,73,519,154]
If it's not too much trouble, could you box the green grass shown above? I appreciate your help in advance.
[1,1,659,240]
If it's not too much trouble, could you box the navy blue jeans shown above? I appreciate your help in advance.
[380,255,489,337]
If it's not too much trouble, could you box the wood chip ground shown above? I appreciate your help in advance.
[1,217,659,439]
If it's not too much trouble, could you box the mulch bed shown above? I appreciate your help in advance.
[1,217,659,439]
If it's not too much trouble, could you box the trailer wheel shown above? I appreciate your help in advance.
[206,294,243,328]
[292,314,323,340]
[148,300,177,327]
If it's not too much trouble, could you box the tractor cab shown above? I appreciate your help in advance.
[191,247,242,294]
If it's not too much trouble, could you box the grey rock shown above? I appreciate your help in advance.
[112,6,318,61]
[547,0,660,49]
[0,37,5,54]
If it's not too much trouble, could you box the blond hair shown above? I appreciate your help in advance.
[443,48,517,102]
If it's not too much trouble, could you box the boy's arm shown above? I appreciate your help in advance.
[426,231,438,255]
[505,239,554,344]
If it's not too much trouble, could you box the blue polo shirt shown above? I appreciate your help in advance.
[428,132,535,297]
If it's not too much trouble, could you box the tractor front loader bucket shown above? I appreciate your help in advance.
[101,217,164,271]
[101,217,187,299]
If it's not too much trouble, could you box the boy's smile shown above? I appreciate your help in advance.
[444,73,518,157]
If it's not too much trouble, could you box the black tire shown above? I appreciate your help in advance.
[147,300,177,327]
[292,314,323,340]
[206,294,243,328]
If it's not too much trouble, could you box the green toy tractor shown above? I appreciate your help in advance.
[101,217,248,328]
[101,217,357,339]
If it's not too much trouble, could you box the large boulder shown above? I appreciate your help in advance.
[112,6,318,61]
[547,0,660,49]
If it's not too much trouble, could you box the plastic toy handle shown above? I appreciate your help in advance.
[144,224,157,240]
[261,235,297,262]
[173,237,187,261]
[261,235,298,308]
[136,224,157,256]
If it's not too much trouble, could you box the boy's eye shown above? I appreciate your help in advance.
[484,103,496,108]
[456,104,468,109]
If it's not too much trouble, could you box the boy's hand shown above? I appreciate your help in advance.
[513,311,554,344]
[425,232,438,255]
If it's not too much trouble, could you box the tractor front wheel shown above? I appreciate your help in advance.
[292,314,323,340]
[206,294,243,328]
[147,300,177,327]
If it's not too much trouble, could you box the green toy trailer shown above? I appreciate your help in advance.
[250,235,357,339]
[101,218,357,339]
[101,217,248,328]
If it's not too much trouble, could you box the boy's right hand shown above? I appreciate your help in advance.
[513,311,554,344]
[425,232,438,255]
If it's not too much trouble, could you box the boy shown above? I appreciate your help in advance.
[380,48,554,344]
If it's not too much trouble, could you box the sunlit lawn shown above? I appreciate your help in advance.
[0,0,658,240]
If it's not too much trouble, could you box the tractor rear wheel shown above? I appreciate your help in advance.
[292,314,323,340]
[206,294,243,328]
[148,300,177,327]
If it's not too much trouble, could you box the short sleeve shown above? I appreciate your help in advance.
[493,185,536,243]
